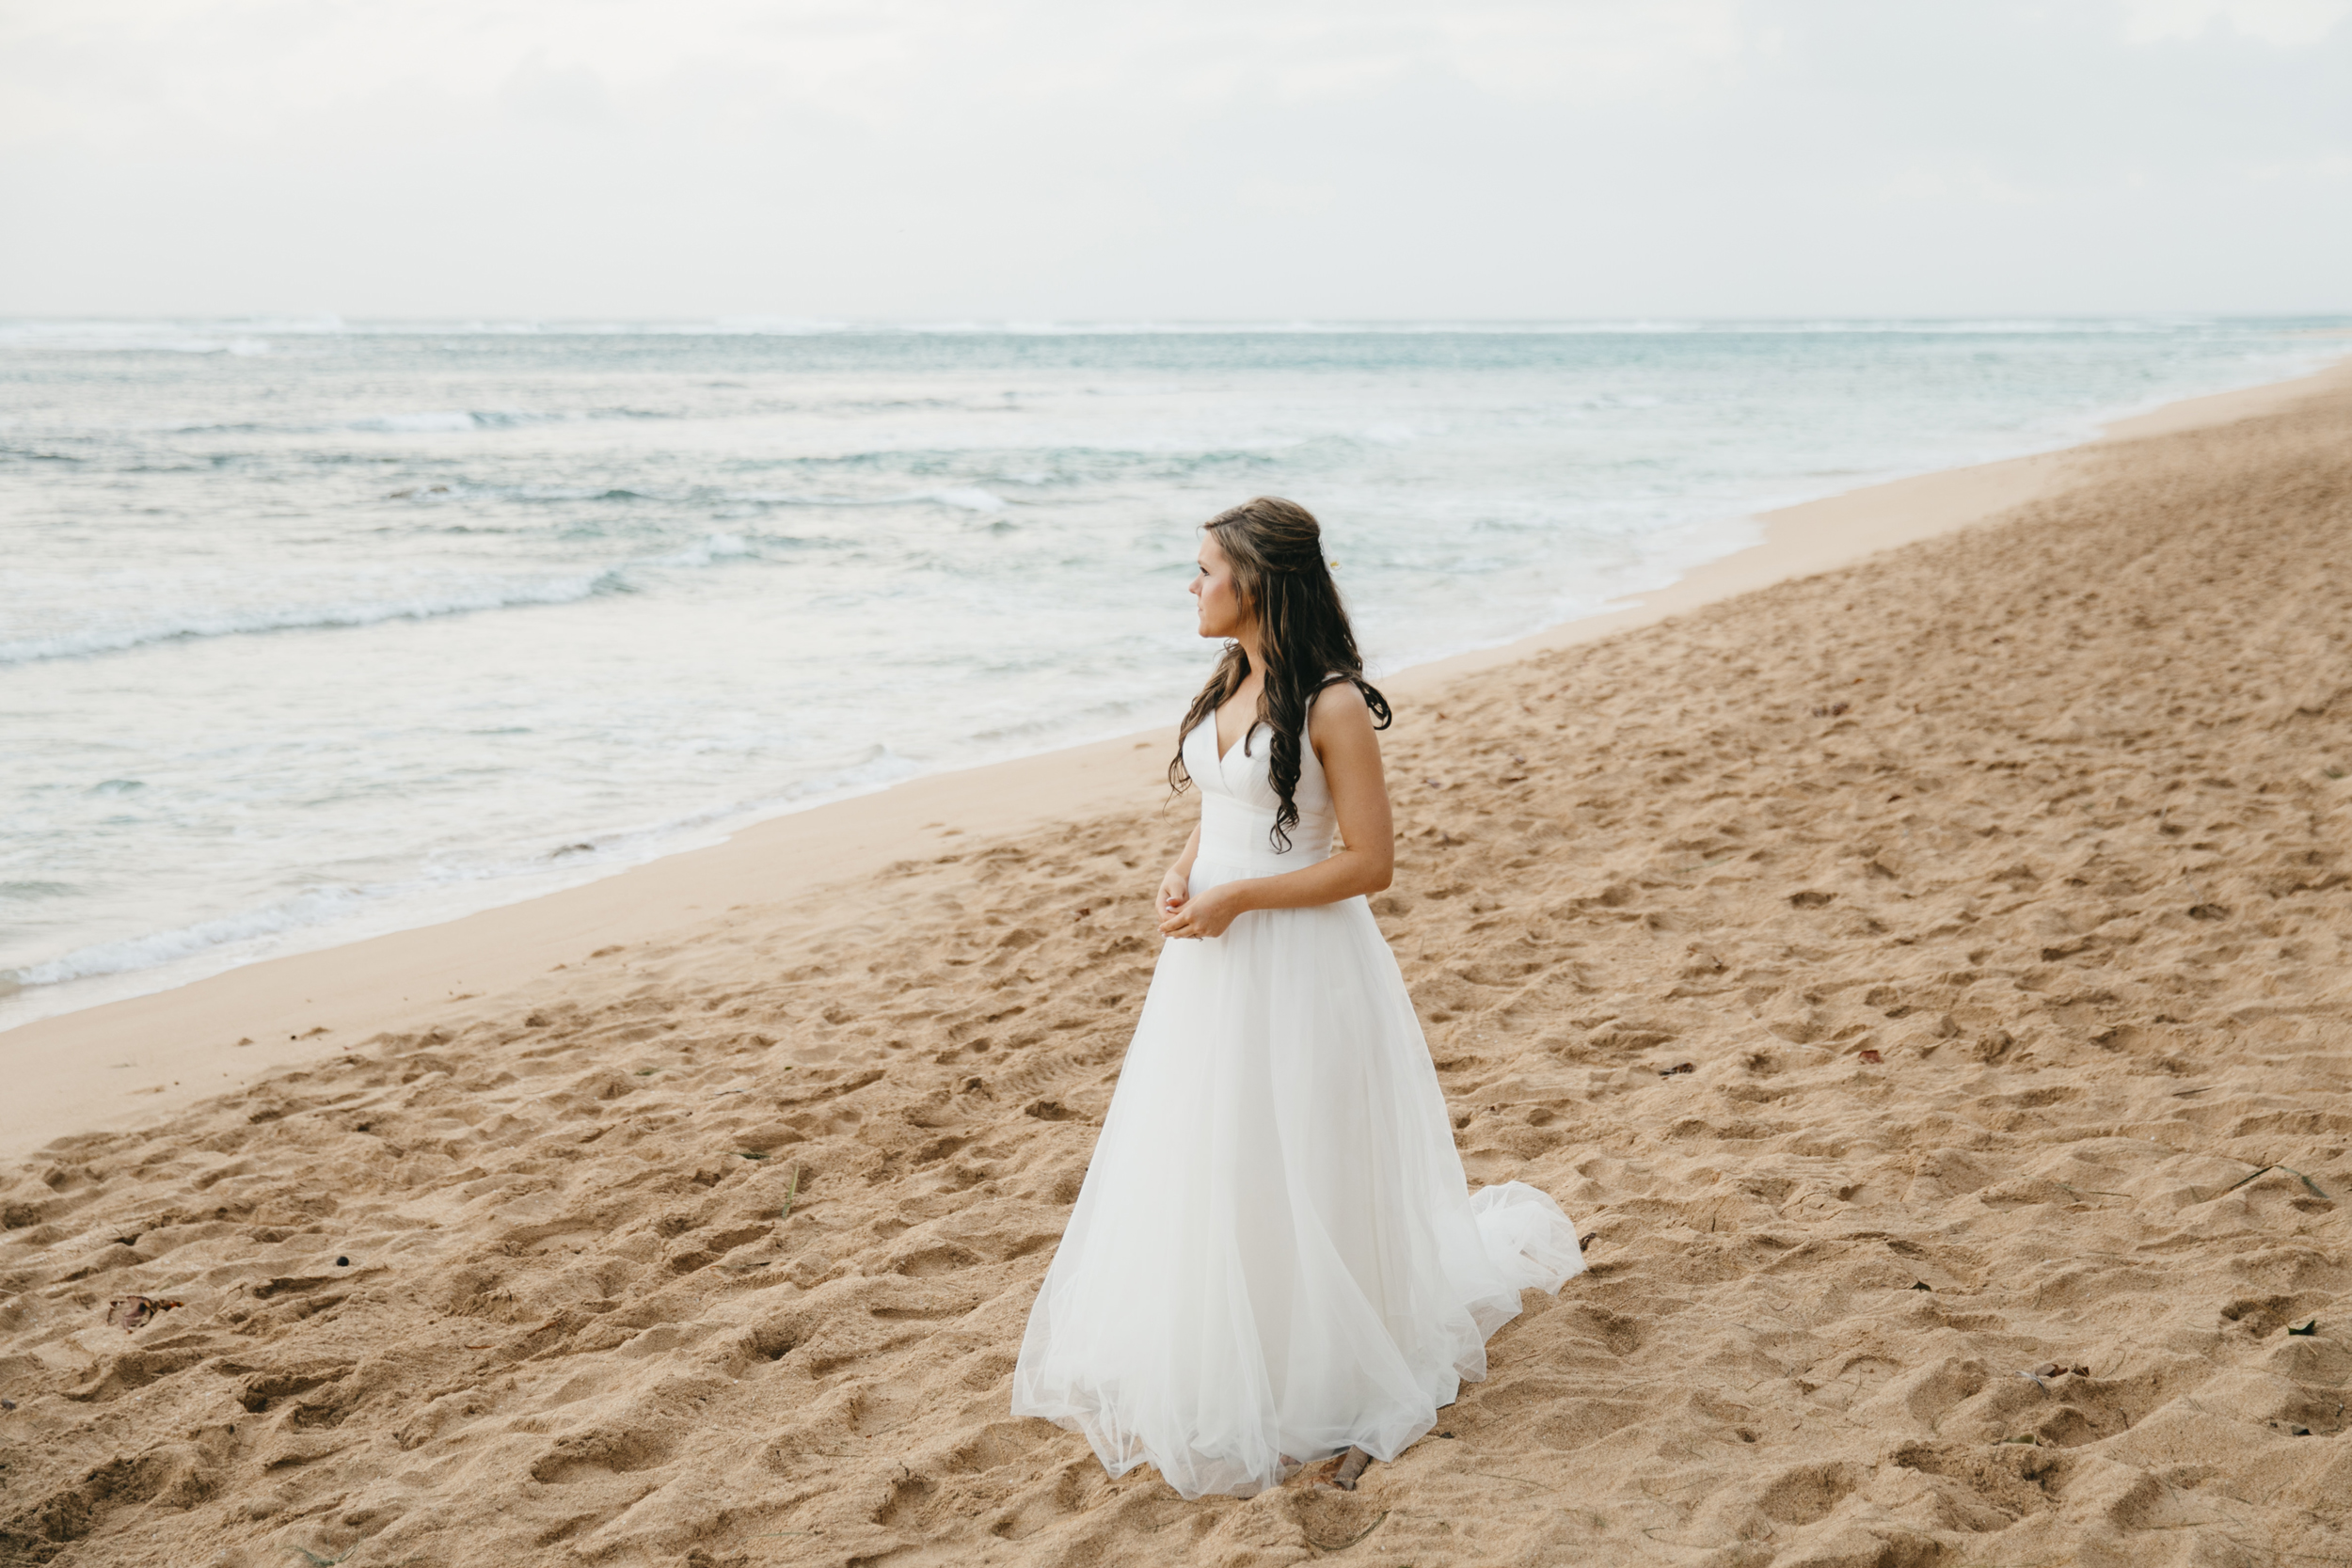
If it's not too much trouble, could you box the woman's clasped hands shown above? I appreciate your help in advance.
[1157,872,1245,940]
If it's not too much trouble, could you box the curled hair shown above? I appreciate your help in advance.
[1169,496,1391,850]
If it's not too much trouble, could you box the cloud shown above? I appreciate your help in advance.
[0,0,1763,148]
[0,0,2344,316]
[2117,0,2352,47]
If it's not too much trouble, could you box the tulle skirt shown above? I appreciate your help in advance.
[1009,864,1583,1499]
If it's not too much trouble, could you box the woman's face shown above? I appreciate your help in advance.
[1190,532,1249,640]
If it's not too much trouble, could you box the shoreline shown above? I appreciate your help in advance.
[4,355,2344,1161]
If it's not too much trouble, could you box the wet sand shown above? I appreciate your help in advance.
[2,362,2348,1565]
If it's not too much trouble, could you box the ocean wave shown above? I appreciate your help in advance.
[355,410,480,433]
[0,321,274,355]
[348,408,582,433]
[0,527,786,665]
[3,316,2265,347]
[644,532,754,568]
[509,485,651,502]
[633,316,2226,338]
[914,486,1008,513]
[381,479,654,502]
[390,483,654,504]
[4,886,369,988]
[1661,319,2208,336]
[722,437,1304,487]
[0,569,631,665]
[8,406,671,440]
[726,485,1010,514]
[342,406,668,434]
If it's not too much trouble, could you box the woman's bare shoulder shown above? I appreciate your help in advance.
[1309,678,1375,741]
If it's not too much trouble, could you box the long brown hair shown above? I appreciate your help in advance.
[1169,497,1391,850]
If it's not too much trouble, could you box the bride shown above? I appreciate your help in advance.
[1009,496,1584,1500]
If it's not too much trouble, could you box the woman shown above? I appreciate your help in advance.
[1010,497,1584,1500]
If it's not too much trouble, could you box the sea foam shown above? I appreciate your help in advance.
[0,570,634,664]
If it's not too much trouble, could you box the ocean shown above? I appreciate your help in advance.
[1,317,2339,1030]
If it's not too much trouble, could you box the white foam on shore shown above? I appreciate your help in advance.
[0,743,922,1031]
[9,887,370,988]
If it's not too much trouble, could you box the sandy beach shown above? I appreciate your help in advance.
[4,360,2349,1565]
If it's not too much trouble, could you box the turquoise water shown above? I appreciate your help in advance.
[1,318,2339,1027]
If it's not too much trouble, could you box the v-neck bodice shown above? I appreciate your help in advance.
[1181,694,1339,876]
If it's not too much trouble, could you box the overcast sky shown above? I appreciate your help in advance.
[2,0,2346,320]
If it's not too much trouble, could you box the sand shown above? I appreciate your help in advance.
[4,365,2350,1566]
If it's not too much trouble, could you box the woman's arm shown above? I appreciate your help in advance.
[1158,683,1393,939]
[1157,824,1203,920]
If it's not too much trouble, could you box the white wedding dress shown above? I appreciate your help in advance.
[1010,691,1585,1499]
